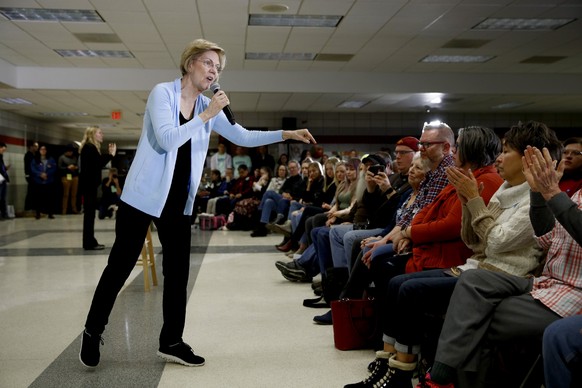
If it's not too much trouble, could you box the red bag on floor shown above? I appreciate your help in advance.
[199,214,226,230]
[330,298,378,351]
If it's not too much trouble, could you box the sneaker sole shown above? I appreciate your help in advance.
[275,262,305,275]
[156,351,205,367]
[79,352,98,368]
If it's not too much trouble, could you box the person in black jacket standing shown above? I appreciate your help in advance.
[79,126,116,250]
[0,142,10,219]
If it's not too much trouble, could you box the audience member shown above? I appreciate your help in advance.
[277,153,289,166]
[58,144,79,214]
[347,124,555,387]
[275,158,361,283]
[215,164,254,216]
[98,168,122,219]
[276,159,348,256]
[232,146,252,178]
[543,315,582,388]
[272,161,325,247]
[24,141,39,211]
[0,142,10,219]
[559,137,582,197]
[251,160,304,237]
[209,142,232,177]
[343,123,456,299]
[267,164,288,193]
[30,145,58,219]
[252,145,276,172]
[419,123,578,388]
[79,126,116,250]
[206,167,233,215]
[194,169,227,217]
[227,166,272,230]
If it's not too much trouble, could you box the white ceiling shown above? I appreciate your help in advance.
[1,0,582,142]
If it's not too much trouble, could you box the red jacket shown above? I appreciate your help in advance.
[406,165,503,273]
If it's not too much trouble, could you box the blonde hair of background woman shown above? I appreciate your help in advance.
[80,126,102,154]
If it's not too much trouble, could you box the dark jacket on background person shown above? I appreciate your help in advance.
[279,174,305,200]
[79,143,112,195]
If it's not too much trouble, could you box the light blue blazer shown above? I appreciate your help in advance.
[121,78,284,217]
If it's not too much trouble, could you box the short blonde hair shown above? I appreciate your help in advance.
[180,39,226,76]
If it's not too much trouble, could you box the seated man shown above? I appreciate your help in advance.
[421,143,582,388]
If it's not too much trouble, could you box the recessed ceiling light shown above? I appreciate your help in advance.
[420,55,494,63]
[261,4,290,13]
[55,49,134,58]
[473,18,576,31]
[337,100,369,109]
[245,52,316,61]
[0,97,33,105]
[0,7,103,22]
[430,97,442,104]
[249,14,342,27]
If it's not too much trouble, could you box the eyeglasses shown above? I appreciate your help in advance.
[195,58,222,73]
[563,150,582,157]
[393,150,414,157]
[418,141,446,149]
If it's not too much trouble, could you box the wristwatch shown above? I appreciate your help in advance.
[385,187,395,196]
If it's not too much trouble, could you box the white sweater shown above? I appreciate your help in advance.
[460,181,543,276]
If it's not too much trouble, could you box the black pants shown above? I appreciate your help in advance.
[82,190,98,248]
[85,201,192,346]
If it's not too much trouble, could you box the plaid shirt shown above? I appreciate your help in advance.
[397,153,454,228]
[532,189,582,317]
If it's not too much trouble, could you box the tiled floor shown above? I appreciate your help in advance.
[0,215,373,387]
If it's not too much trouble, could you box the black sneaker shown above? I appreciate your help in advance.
[79,330,104,368]
[345,357,389,387]
[157,342,205,367]
[275,260,312,282]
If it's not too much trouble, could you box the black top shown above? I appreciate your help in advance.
[79,143,112,194]
[163,112,192,214]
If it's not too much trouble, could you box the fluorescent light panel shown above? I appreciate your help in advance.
[0,7,103,22]
[0,97,32,105]
[337,100,369,109]
[473,18,575,31]
[245,52,316,61]
[55,49,134,58]
[491,102,532,110]
[41,112,88,117]
[249,14,342,27]
[420,55,494,63]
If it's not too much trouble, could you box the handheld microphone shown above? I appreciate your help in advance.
[210,83,236,125]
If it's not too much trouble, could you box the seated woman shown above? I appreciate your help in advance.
[276,157,343,254]
[273,161,326,250]
[344,123,562,388]
[267,164,288,193]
